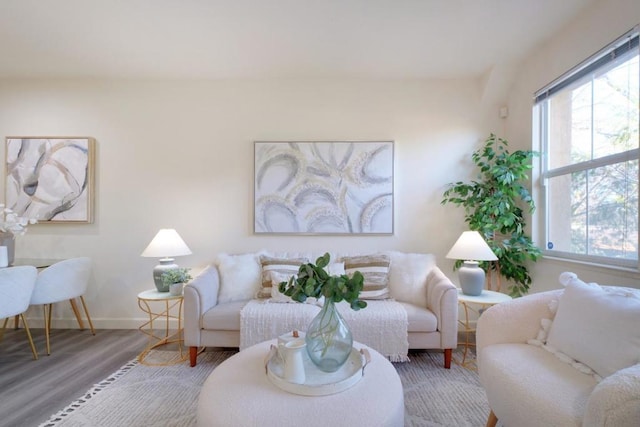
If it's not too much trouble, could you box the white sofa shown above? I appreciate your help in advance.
[477,273,640,427]
[184,251,458,368]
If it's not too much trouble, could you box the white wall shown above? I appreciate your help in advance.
[0,77,487,327]
[507,0,640,292]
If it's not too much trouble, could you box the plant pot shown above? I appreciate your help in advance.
[305,299,353,373]
[169,282,184,296]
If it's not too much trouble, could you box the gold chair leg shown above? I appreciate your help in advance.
[14,314,19,329]
[20,314,38,360]
[44,304,52,355]
[79,296,96,335]
[69,298,86,330]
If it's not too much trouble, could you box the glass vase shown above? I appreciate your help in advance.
[305,298,353,372]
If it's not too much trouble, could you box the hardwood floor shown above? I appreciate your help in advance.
[0,328,148,427]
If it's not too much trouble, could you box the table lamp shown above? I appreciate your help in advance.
[141,229,192,292]
[446,231,498,296]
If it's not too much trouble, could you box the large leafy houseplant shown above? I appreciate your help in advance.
[441,134,541,297]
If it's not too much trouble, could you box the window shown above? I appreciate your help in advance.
[535,29,639,268]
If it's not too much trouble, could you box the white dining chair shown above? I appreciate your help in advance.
[0,265,39,359]
[30,257,95,355]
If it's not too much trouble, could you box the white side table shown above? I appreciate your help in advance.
[457,289,512,369]
[137,289,186,366]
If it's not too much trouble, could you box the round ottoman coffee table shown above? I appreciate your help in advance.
[197,340,404,427]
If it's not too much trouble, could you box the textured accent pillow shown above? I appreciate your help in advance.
[270,272,296,303]
[258,255,308,299]
[341,254,390,300]
[215,253,262,304]
[387,251,435,307]
[270,271,323,305]
[546,277,640,378]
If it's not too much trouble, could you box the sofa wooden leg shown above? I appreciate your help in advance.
[190,346,198,367]
[486,410,498,427]
[443,348,452,369]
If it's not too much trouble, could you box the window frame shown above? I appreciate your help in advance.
[535,28,640,270]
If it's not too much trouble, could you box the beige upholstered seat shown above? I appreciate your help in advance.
[477,277,640,427]
[0,266,39,359]
[30,257,95,355]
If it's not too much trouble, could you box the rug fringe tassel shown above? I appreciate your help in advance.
[38,359,139,427]
[388,354,410,363]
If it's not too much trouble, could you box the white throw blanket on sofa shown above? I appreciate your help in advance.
[240,300,319,350]
[240,299,409,362]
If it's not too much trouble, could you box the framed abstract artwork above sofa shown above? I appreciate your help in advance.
[5,137,95,223]
[254,141,394,235]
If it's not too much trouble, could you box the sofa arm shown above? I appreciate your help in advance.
[184,265,220,347]
[476,289,563,355]
[425,266,459,349]
[584,363,640,427]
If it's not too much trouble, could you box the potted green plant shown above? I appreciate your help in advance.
[441,134,541,297]
[161,267,192,295]
[278,253,366,372]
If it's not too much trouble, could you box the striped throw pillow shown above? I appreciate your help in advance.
[341,254,390,300]
[257,256,308,299]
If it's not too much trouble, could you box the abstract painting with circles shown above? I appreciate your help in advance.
[254,141,393,234]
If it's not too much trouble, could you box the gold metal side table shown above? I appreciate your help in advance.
[137,289,187,366]
[457,289,512,370]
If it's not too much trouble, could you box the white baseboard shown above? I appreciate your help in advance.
[23,317,181,330]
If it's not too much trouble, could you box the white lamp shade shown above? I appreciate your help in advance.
[141,229,192,258]
[446,231,498,261]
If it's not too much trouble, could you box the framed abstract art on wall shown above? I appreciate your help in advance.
[5,137,95,223]
[254,141,394,235]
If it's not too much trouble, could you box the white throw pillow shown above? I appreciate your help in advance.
[215,253,262,304]
[546,277,640,378]
[387,251,435,307]
[270,272,296,303]
[327,262,345,276]
[270,271,323,305]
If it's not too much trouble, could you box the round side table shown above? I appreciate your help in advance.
[457,289,512,369]
[137,289,186,366]
[198,340,404,427]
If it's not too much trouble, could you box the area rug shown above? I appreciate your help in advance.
[40,349,489,427]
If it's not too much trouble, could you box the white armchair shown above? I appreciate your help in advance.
[477,281,640,427]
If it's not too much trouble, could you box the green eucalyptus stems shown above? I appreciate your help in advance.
[278,253,367,311]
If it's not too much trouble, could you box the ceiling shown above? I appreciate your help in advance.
[0,0,597,80]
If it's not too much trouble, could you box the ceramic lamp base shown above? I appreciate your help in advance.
[153,258,178,292]
[458,261,485,296]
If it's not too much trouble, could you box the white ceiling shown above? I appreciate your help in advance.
[0,0,597,80]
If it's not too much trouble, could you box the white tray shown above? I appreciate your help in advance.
[265,345,371,396]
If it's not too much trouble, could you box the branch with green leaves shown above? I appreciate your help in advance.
[278,252,367,311]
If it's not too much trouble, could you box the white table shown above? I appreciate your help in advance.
[197,340,404,427]
[457,289,512,369]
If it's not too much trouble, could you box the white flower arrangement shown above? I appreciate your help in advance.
[0,204,38,236]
